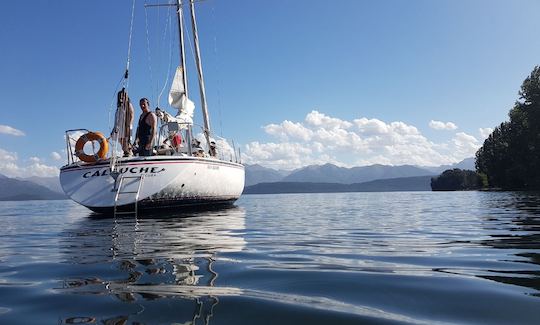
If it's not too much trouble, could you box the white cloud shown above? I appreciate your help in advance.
[0,148,59,178]
[305,111,352,129]
[264,120,313,141]
[27,162,59,177]
[0,148,17,162]
[479,127,493,140]
[451,132,480,158]
[51,151,62,161]
[354,118,390,135]
[0,149,21,177]
[214,137,236,161]
[190,133,239,162]
[243,141,339,170]
[243,110,479,169]
[0,124,25,136]
[429,120,458,130]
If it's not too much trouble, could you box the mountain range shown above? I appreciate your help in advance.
[244,158,474,186]
[244,164,290,187]
[16,175,63,194]
[244,176,433,194]
[0,174,65,201]
[420,158,476,174]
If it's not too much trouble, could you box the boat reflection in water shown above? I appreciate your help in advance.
[58,206,246,324]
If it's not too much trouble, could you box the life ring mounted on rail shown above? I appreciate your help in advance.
[75,131,109,163]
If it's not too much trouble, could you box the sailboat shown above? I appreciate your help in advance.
[59,0,245,215]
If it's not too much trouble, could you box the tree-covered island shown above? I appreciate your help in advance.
[431,169,483,191]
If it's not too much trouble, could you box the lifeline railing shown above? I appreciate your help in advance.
[64,129,91,165]
[64,123,243,166]
[156,122,242,163]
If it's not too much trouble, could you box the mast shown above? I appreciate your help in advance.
[189,0,214,155]
[175,0,193,155]
[176,0,188,97]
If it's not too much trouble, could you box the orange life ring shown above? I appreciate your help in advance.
[75,132,109,163]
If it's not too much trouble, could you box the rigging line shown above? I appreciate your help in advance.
[125,0,137,89]
[157,4,175,108]
[111,0,136,163]
[144,0,156,105]
[156,3,162,105]
[183,14,197,79]
[210,1,223,137]
[155,2,169,106]
[186,1,213,143]
[183,15,211,143]
[145,0,208,7]
[182,11,202,126]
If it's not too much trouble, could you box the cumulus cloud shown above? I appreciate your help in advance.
[242,110,478,170]
[51,151,62,161]
[0,148,59,178]
[452,132,480,158]
[354,118,391,135]
[215,137,237,161]
[305,111,352,129]
[479,127,493,140]
[0,124,25,136]
[0,149,18,177]
[27,163,59,177]
[244,141,338,169]
[264,120,313,141]
[429,120,458,130]
[0,149,17,162]
[190,133,240,162]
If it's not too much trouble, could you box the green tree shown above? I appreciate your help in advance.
[476,66,540,189]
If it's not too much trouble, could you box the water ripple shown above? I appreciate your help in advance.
[0,192,539,324]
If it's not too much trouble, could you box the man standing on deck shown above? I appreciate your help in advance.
[135,98,157,156]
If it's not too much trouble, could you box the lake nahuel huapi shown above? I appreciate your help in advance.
[0,191,539,324]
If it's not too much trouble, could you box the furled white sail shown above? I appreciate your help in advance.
[176,95,195,125]
[169,66,185,108]
[169,66,195,126]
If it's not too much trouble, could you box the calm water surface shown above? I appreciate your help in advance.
[0,192,539,324]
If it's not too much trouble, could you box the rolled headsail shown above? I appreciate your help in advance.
[169,66,195,127]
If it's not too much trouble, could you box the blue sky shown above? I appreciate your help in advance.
[1,0,540,176]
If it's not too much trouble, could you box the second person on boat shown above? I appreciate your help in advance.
[135,97,157,156]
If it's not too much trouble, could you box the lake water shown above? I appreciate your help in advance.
[0,192,539,324]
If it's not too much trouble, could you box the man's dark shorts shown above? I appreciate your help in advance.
[139,148,153,156]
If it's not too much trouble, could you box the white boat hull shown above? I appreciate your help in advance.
[60,156,245,213]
